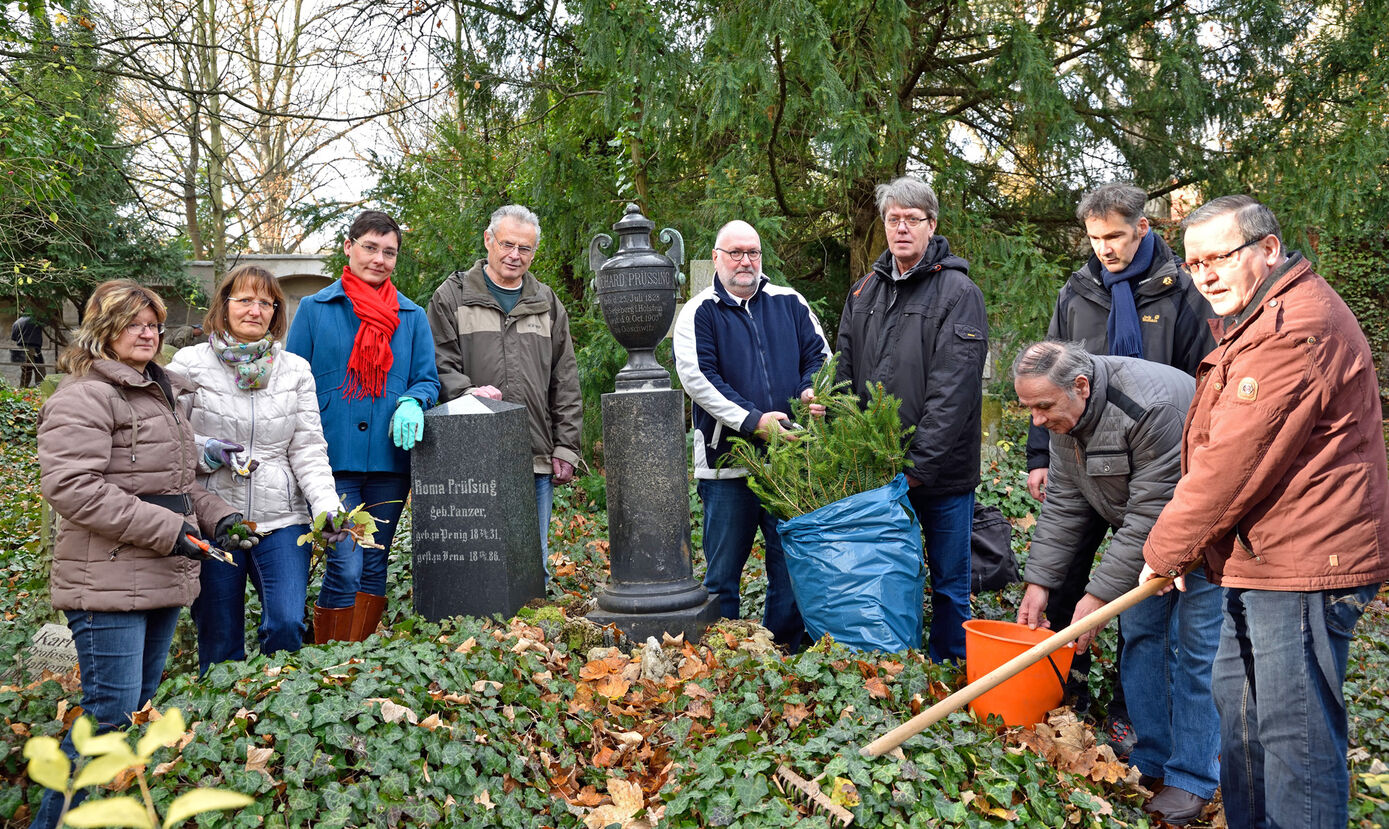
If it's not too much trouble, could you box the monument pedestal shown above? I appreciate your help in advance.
[411,396,544,621]
[587,389,717,642]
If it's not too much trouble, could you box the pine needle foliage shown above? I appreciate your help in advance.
[725,355,912,520]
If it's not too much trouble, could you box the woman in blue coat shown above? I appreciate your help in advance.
[286,211,439,642]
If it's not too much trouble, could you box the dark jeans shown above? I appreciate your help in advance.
[319,473,408,607]
[30,607,181,829]
[1119,565,1222,798]
[191,524,311,675]
[697,477,803,646]
[1215,583,1380,828]
[906,488,974,663]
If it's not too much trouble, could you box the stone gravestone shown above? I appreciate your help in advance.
[27,623,78,678]
[410,395,543,621]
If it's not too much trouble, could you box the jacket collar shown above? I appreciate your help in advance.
[1069,357,1111,441]
[458,260,548,312]
[1224,251,1305,333]
[713,274,768,306]
[1077,234,1183,298]
[870,234,968,284]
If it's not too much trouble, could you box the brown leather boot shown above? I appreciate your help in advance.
[313,604,354,644]
[349,592,387,642]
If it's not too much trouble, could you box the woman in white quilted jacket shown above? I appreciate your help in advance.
[170,265,341,674]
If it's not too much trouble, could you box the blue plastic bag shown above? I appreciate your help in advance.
[778,473,925,652]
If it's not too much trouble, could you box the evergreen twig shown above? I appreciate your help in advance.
[724,355,913,520]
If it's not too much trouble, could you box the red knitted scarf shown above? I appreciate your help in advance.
[340,266,399,399]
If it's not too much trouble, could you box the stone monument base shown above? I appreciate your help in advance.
[587,597,719,645]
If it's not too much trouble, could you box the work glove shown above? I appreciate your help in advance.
[552,458,575,484]
[391,397,425,451]
[214,513,262,551]
[203,438,244,471]
[171,522,210,560]
[321,511,352,545]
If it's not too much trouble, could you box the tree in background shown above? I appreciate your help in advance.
[0,5,187,332]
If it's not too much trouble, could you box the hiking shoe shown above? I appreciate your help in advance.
[1103,714,1137,759]
[1138,774,1164,793]
[1144,785,1209,826]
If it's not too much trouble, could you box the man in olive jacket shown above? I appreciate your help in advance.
[1141,196,1389,829]
[835,176,988,663]
[1014,341,1220,825]
[426,204,582,568]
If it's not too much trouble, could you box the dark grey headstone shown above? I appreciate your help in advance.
[411,396,543,621]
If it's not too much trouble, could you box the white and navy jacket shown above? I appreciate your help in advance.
[674,275,830,479]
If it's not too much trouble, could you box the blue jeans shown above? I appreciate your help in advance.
[1215,583,1380,829]
[30,608,181,829]
[535,473,553,574]
[1119,565,1222,798]
[697,477,803,646]
[319,473,408,607]
[907,488,973,662]
[191,524,311,675]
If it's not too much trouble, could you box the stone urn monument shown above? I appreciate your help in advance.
[586,204,717,642]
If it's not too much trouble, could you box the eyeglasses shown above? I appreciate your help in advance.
[496,240,536,256]
[352,240,399,260]
[229,297,278,311]
[715,248,762,262]
[885,216,931,229]
[125,322,165,336]
[1181,237,1265,274]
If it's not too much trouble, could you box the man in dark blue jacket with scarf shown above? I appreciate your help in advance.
[1025,182,1216,753]
[674,220,830,647]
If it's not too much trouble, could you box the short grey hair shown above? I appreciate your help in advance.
[1076,183,1147,226]
[1011,340,1094,394]
[1181,195,1282,247]
[875,176,938,221]
[487,204,542,244]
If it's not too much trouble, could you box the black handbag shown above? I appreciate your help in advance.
[971,502,1019,592]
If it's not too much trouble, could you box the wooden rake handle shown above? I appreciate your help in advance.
[860,576,1172,758]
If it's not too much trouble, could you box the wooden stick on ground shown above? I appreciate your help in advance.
[860,576,1172,758]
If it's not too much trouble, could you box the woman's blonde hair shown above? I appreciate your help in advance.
[57,280,167,376]
[203,265,288,341]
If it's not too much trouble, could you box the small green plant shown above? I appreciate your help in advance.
[297,502,386,555]
[22,707,252,828]
[725,356,912,519]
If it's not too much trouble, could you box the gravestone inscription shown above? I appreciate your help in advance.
[27,623,78,678]
[411,395,543,621]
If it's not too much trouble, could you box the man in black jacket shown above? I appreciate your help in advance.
[836,176,988,663]
[1025,183,1216,752]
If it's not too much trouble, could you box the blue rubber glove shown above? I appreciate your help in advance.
[204,439,244,470]
[391,397,424,450]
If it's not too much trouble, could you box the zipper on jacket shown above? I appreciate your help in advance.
[246,392,256,521]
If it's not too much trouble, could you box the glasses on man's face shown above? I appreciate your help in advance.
[352,240,399,260]
[885,216,931,229]
[715,248,762,262]
[229,297,278,311]
[1181,237,1264,275]
[497,240,536,257]
[125,322,165,336]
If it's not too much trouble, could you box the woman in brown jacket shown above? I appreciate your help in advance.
[30,281,243,829]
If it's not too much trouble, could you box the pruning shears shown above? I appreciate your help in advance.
[185,533,238,566]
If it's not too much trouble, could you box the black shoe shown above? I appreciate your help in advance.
[1143,786,1209,826]
[1103,714,1136,760]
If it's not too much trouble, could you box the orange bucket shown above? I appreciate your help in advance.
[963,619,1075,727]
